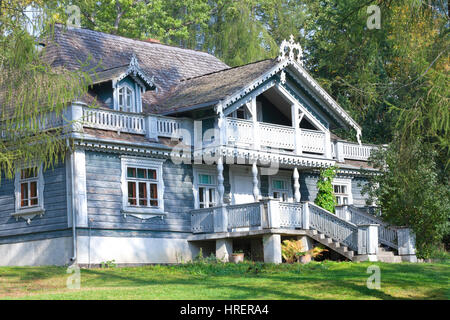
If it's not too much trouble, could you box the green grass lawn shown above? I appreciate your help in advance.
[0,261,448,300]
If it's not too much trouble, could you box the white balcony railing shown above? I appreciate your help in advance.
[300,129,325,154]
[80,106,187,139]
[82,107,146,134]
[225,118,326,154]
[333,141,377,162]
[259,122,295,149]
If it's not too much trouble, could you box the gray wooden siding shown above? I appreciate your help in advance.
[85,151,193,232]
[300,173,319,202]
[351,177,369,206]
[0,162,68,239]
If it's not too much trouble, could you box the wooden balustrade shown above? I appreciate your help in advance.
[308,202,359,251]
[278,202,303,228]
[346,205,398,249]
[227,202,262,229]
[300,129,325,154]
[82,107,146,134]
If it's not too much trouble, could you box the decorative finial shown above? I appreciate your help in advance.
[129,53,139,69]
[278,34,303,65]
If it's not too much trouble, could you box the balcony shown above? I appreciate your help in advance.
[47,104,379,162]
[225,117,326,154]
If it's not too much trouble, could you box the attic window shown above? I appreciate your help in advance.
[118,85,134,112]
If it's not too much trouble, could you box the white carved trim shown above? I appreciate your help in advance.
[120,156,165,219]
[73,149,88,227]
[332,178,353,205]
[278,35,303,65]
[13,163,45,224]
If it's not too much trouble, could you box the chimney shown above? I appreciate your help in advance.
[144,38,160,44]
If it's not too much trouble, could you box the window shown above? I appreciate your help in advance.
[193,168,218,209]
[332,179,352,205]
[126,167,159,207]
[118,85,134,112]
[198,174,216,208]
[121,157,164,217]
[19,168,39,208]
[272,179,288,202]
[13,164,45,223]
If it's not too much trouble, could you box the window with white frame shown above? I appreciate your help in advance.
[332,179,352,205]
[271,179,289,202]
[198,173,216,208]
[118,84,134,112]
[121,157,164,215]
[14,165,45,217]
[193,167,218,209]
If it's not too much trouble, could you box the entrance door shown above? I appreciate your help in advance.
[231,167,258,205]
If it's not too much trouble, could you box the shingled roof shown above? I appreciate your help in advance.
[44,25,229,112]
[151,59,278,114]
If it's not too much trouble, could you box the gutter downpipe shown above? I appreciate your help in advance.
[67,139,77,263]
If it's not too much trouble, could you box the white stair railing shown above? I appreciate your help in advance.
[308,202,359,251]
[346,205,398,249]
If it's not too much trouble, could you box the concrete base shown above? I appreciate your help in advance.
[215,239,233,262]
[0,237,73,266]
[400,255,418,263]
[297,235,314,251]
[353,254,378,262]
[263,234,282,264]
[77,236,195,265]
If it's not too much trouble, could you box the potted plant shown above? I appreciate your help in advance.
[296,246,328,264]
[281,240,305,264]
[231,250,244,263]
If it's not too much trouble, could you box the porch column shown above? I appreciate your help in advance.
[250,98,260,149]
[291,105,302,155]
[252,161,260,201]
[293,167,301,202]
[217,156,224,205]
[263,234,282,264]
[216,239,233,262]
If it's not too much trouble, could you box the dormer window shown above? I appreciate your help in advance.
[118,85,135,112]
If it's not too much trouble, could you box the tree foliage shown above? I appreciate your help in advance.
[0,1,94,181]
[365,138,450,258]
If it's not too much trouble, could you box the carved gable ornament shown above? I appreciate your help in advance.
[278,35,303,65]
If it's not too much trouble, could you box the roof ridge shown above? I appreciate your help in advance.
[54,24,227,61]
[179,58,276,83]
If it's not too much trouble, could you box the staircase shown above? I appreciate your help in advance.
[307,229,355,260]
[375,246,402,263]
[305,203,407,262]
[307,230,403,262]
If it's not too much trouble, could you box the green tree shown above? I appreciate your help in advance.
[0,1,94,181]
[365,138,450,258]
[314,166,337,213]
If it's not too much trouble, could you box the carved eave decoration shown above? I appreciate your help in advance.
[115,53,156,91]
[216,35,363,144]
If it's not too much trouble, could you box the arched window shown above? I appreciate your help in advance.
[118,85,134,112]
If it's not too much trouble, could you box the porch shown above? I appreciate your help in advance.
[189,200,417,263]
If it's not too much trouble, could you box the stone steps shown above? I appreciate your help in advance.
[306,230,403,263]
